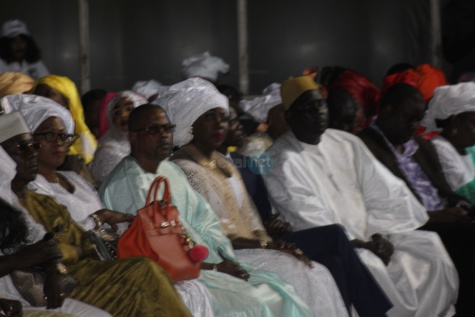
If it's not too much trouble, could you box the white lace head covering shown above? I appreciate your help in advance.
[2,94,75,134]
[106,90,147,127]
[155,78,229,147]
[240,83,282,123]
[422,82,475,132]
[2,19,29,38]
[182,51,230,82]
[131,80,162,100]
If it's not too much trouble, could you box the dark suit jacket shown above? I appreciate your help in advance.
[358,127,464,207]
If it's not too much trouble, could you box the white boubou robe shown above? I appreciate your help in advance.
[263,129,458,317]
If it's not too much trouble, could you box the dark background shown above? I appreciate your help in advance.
[2,0,474,94]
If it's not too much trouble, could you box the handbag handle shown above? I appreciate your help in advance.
[145,176,172,221]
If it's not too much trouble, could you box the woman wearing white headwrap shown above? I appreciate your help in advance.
[162,78,354,317]
[422,82,475,204]
[89,91,147,184]
[1,94,133,232]
[238,83,285,157]
[7,93,216,317]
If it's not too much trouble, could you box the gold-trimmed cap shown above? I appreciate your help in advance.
[281,76,320,110]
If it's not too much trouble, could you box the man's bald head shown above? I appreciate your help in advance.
[128,103,167,132]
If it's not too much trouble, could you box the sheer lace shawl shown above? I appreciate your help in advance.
[90,131,130,184]
[171,144,270,242]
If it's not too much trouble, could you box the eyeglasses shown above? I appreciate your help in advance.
[12,142,41,156]
[33,132,79,144]
[132,124,176,135]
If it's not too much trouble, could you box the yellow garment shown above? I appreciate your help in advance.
[36,75,97,163]
[227,146,238,153]
[20,190,97,265]
[0,72,35,98]
[281,75,320,110]
[20,190,192,317]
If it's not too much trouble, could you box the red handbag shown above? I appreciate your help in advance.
[117,176,208,281]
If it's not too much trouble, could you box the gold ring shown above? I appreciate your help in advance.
[294,248,303,255]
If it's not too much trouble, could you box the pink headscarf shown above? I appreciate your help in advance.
[98,92,117,139]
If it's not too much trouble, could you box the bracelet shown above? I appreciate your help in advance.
[46,263,68,275]
[294,248,304,255]
[90,213,102,229]
[212,263,218,272]
[56,263,68,274]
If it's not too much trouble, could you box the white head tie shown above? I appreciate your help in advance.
[422,82,475,133]
[1,94,75,134]
[240,83,282,123]
[132,80,162,100]
[182,51,229,82]
[156,78,228,147]
[106,90,147,126]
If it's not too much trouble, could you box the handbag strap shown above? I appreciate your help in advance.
[145,176,172,221]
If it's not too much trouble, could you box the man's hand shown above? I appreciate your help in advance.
[270,240,313,268]
[352,234,394,266]
[216,259,250,281]
[0,298,22,317]
[43,273,67,309]
[264,213,292,238]
[429,208,471,223]
[94,209,135,231]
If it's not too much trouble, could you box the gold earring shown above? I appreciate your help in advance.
[189,126,194,134]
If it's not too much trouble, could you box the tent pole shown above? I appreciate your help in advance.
[237,0,249,94]
[79,0,90,94]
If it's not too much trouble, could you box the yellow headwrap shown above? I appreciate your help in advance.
[281,75,320,110]
[35,75,97,164]
[0,72,35,98]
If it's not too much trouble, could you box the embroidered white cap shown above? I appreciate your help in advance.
[0,111,31,143]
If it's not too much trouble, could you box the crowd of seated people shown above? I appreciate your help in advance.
[2,23,475,316]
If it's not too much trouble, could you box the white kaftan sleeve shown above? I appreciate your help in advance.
[263,152,343,236]
[431,137,475,191]
[351,136,429,236]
